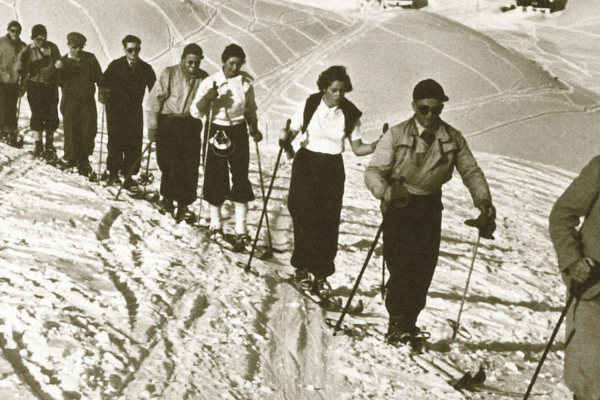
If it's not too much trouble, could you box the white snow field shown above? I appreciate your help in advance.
[0,0,598,399]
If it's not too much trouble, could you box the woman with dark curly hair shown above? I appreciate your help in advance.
[279,65,378,299]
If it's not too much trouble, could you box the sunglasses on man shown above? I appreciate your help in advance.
[417,104,444,116]
[126,47,141,53]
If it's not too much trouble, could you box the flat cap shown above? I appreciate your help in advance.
[67,32,86,47]
[413,79,449,102]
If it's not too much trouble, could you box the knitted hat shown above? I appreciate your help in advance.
[413,79,449,102]
[181,43,203,58]
[221,44,245,63]
[7,21,21,32]
[31,24,47,39]
[67,32,86,47]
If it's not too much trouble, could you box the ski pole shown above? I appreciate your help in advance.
[139,142,154,186]
[254,140,274,259]
[196,82,218,226]
[113,141,152,201]
[451,235,481,341]
[334,212,387,335]
[237,119,290,275]
[523,292,575,400]
[97,105,105,178]
[381,258,386,300]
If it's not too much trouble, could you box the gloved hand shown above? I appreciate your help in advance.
[148,128,158,143]
[250,128,263,143]
[98,87,110,104]
[568,257,594,283]
[465,203,496,239]
[203,87,219,102]
[18,85,26,98]
[381,179,409,214]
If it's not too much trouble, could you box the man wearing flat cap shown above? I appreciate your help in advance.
[55,31,102,177]
[364,78,496,350]
[0,20,26,146]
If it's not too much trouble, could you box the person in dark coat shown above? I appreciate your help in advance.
[549,156,600,400]
[146,43,208,222]
[55,32,102,177]
[0,20,26,146]
[20,24,61,157]
[278,65,378,298]
[99,35,156,189]
[364,79,495,349]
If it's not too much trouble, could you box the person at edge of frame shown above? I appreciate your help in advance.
[191,43,263,250]
[278,65,379,300]
[364,78,496,349]
[146,43,208,222]
[0,20,26,147]
[54,32,102,177]
[20,24,61,159]
[99,34,156,191]
[549,156,600,400]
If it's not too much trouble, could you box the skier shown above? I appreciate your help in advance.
[20,24,61,159]
[549,157,600,400]
[278,65,379,299]
[99,35,156,190]
[191,43,263,248]
[364,79,495,349]
[0,21,26,147]
[54,32,102,177]
[146,43,207,222]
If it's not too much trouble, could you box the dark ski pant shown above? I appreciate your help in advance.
[565,294,600,400]
[288,148,345,279]
[27,81,59,133]
[106,103,143,176]
[202,122,255,206]
[383,193,443,325]
[156,115,202,207]
[60,94,97,163]
[0,82,19,132]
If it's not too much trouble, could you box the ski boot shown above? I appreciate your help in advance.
[294,268,313,290]
[175,205,196,225]
[158,197,175,216]
[6,129,24,148]
[31,140,44,157]
[106,172,122,187]
[232,233,251,253]
[311,277,332,300]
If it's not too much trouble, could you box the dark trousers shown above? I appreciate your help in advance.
[202,122,255,206]
[106,103,143,176]
[288,148,345,278]
[0,82,19,131]
[27,81,59,133]
[383,194,443,323]
[60,95,97,163]
[156,115,202,206]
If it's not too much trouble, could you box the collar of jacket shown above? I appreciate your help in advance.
[397,116,453,148]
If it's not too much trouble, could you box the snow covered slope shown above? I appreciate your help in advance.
[0,0,597,399]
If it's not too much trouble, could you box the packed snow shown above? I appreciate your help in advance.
[1,0,598,399]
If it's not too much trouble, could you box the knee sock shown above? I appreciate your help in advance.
[234,202,248,235]
[33,130,43,141]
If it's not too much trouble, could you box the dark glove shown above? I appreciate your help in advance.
[148,128,158,143]
[203,87,219,102]
[381,179,409,214]
[249,128,263,143]
[465,204,496,239]
[98,87,110,104]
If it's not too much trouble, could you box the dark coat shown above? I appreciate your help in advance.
[99,56,156,109]
[56,51,102,99]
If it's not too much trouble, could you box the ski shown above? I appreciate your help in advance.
[282,275,364,315]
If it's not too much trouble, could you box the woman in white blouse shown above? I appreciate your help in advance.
[192,44,262,249]
[279,65,378,298]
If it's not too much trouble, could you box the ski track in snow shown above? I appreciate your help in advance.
[0,0,596,399]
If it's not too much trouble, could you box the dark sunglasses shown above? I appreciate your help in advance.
[126,47,141,53]
[34,36,46,42]
[417,104,444,116]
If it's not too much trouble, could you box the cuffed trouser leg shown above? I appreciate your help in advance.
[383,194,442,323]
[288,148,345,279]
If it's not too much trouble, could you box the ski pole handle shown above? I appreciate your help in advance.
[279,119,295,159]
